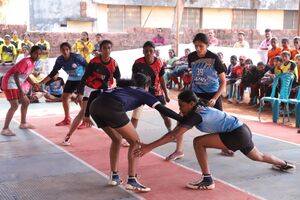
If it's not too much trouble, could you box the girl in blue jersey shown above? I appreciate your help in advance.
[85,73,182,192]
[135,90,296,190]
[40,42,87,126]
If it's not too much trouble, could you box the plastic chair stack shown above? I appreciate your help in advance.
[258,72,294,123]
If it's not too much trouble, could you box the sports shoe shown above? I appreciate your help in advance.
[121,139,130,147]
[125,177,151,192]
[62,139,71,146]
[165,151,184,161]
[77,121,87,129]
[56,118,71,126]
[186,178,215,190]
[1,129,16,136]
[19,123,35,129]
[108,173,123,186]
[272,161,296,172]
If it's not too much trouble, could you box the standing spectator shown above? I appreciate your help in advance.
[152,28,165,46]
[10,30,21,56]
[208,30,218,46]
[267,37,282,67]
[291,36,300,59]
[281,37,291,54]
[233,31,249,48]
[217,52,227,72]
[92,33,102,57]
[72,31,94,63]
[259,28,272,50]
[20,32,34,57]
[0,35,17,64]
[35,32,50,73]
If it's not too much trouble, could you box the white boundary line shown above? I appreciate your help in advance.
[252,131,300,147]
[150,151,266,200]
[12,119,145,200]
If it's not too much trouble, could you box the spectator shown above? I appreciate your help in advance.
[294,54,300,83]
[44,73,64,102]
[259,28,272,50]
[281,37,291,54]
[0,35,17,65]
[35,32,50,72]
[20,32,33,57]
[248,62,267,105]
[217,52,227,72]
[72,31,94,63]
[10,30,21,56]
[164,49,178,88]
[0,32,3,46]
[152,28,165,46]
[208,30,218,46]
[267,37,282,67]
[291,36,300,59]
[227,55,246,103]
[169,48,191,90]
[281,51,298,82]
[226,55,238,77]
[92,33,102,57]
[233,31,249,48]
[239,58,254,103]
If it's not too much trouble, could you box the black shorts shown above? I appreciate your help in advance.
[155,95,166,105]
[63,80,81,94]
[90,95,129,128]
[195,92,223,111]
[51,94,62,98]
[219,124,254,155]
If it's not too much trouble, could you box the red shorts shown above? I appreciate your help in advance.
[3,89,20,100]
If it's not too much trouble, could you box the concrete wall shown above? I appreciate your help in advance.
[66,21,93,33]
[141,6,174,28]
[256,10,284,32]
[0,0,29,26]
[202,8,232,29]
[29,0,81,31]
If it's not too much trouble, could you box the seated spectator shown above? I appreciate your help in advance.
[227,55,246,103]
[281,51,298,82]
[291,36,300,59]
[281,37,291,54]
[217,52,227,72]
[169,48,191,90]
[267,37,282,67]
[226,55,238,77]
[164,49,178,88]
[259,28,272,50]
[260,56,284,99]
[44,73,64,102]
[238,58,254,103]
[152,28,165,46]
[233,31,249,48]
[248,62,268,105]
[208,30,218,46]
[294,54,300,83]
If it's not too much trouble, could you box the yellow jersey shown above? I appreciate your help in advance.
[20,40,34,52]
[11,38,22,52]
[72,39,94,62]
[0,38,4,46]
[0,43,17,63]
[36,40,50,59]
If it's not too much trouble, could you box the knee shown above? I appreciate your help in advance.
[193,136,203,147]
[10,104,19,111]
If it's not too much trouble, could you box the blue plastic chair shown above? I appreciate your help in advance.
[287,86,300,127]
[258,72,294,123]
